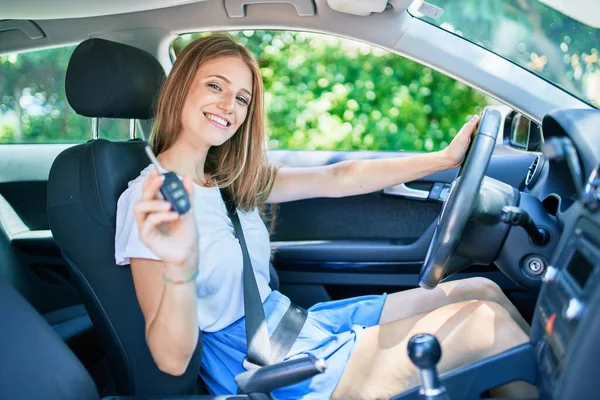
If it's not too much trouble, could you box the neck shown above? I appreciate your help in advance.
[157,136,211,186]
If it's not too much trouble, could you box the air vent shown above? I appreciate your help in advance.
[525,155,542,189]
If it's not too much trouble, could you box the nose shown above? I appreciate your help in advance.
[217,92,235,114]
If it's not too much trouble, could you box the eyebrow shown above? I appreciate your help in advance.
[206,74,252,97]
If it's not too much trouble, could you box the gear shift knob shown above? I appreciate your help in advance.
[408,333,442,369]
[407,333,449,400]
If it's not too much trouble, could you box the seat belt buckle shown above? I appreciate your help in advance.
[242,356,263,371]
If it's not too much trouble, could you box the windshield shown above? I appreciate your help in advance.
[408,0,600,108]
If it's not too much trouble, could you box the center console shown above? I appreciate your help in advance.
[535,216,600,398]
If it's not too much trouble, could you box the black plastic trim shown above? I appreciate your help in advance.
[277,270,520,289]
[391,343,537,400]
[272,222,436,264]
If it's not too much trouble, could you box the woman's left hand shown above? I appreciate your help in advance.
[441,114,480,169]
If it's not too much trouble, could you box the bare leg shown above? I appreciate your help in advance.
[332,300,538,400]
[379,277,531,334]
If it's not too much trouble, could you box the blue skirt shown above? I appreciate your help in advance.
[200,290,387,399]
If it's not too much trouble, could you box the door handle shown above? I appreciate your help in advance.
[383,183,430,200]
[384,182,452,201]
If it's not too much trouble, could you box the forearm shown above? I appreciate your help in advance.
[146,264,199,375]
[332,151,455,198]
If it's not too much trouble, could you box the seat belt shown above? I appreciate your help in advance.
[220,189,307,369]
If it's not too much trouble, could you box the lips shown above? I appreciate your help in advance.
[204,112,232,129]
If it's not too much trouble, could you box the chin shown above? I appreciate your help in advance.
[209,131,236,147]
[190,124,235,148]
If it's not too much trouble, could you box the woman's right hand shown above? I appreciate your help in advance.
[134,168,199,272]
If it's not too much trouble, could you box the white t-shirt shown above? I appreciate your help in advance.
[114,164,272,332]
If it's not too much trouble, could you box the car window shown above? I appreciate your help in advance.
[0,45,129,144]
[409,0,600,109]
[172,31,495,152]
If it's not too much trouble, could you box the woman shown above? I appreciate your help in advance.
[115,35,534,399]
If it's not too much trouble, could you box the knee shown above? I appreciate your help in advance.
[435,300,528,368]
[469,299,513,326]
[469,300,529,348]
[472,299,507,315]
[462,277,504,302]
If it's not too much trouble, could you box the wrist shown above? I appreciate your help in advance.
[164,263,198,284]
[164,269,199,285]
[435,149,458,170]
[164,252,199,282]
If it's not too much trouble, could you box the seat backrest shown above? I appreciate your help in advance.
[0,278,99,400]
[46,38,203,396]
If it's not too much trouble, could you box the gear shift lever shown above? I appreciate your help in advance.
[408,333,449,400]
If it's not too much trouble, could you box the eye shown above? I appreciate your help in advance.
[236,96,250,105]
[207,83,221,91]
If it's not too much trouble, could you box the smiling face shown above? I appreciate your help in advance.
[179,55,253,148]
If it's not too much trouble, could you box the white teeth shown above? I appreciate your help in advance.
[206,113,228,127]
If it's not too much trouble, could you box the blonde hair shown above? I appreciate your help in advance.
[150,34,277,211]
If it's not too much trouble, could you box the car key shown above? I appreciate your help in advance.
[143,144,191,215]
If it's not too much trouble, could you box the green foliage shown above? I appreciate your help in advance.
[418,0,600,107]
[175,31,490,152]
[0,46,128,144]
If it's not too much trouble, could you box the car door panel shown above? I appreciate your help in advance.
[269,149,533,245]
[271,192,441,242]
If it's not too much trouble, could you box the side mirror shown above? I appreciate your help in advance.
[504,112,543,152]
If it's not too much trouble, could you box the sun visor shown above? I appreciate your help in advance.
[327,0,389,16]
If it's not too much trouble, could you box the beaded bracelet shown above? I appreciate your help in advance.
[164,270,199,285]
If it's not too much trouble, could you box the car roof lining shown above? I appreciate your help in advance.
[0,0,210,20]
[0,0,412,59]
[2,0,598,27]
[0,0,412,22]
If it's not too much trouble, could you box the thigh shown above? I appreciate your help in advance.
[379,277,530,334]
[332,299,531,400]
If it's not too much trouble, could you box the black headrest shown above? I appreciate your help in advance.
[65,38,165,119]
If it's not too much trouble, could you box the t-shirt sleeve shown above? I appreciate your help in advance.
[114,183,160,265]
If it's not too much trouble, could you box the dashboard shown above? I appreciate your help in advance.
[527,109,600,399]
[535,212,600,399]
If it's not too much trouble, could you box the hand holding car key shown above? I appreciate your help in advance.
[132,132,197,270]
[137,125,191,214]
[143,146,191,214]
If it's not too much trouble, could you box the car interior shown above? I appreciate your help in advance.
[1,0,599,399]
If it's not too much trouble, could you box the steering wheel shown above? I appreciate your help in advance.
[419,108,503,289]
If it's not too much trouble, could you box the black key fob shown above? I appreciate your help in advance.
[160,172,191,214]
